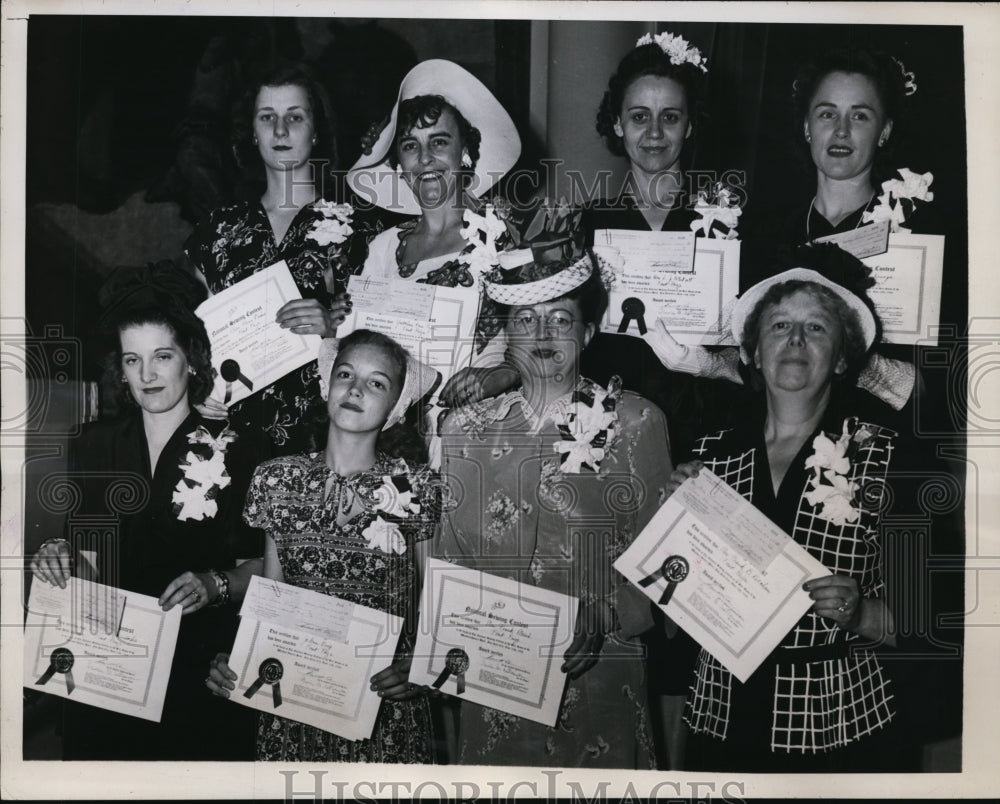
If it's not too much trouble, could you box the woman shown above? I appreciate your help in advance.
[29,263,263,760]
[185,62,363,454]
[347,59,521,388]
[435,239,673,768]
[206,330,442,763]
[671,244,922,771]
[582,30,739,460]
[646,47,937,422]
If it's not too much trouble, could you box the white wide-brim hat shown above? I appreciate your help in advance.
[730,267,878,363]
[347,59,521,215]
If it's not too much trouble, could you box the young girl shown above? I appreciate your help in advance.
[206,330,441,763]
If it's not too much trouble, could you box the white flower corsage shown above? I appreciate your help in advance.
[307,200,354,246]
[172,426,237,521]
[861,168,934,233]
[636,31,708,73]
[460,204,507,281]
[802,418,875,526]
[361,516,407,555]
[551,381,621,474]
[690,184,741,239]
[361,464,421,554]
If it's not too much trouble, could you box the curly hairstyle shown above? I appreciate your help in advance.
[792,47,912,182]
[321,329,429,464]
[231,62,338,192]
[595,42,706,158]
[387,95,482,179]
[99,262,214,409]
[739,244,881,391]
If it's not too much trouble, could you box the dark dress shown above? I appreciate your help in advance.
[581,191,738,461]
[243,453,439,763]
[184,200,381,454]
[57,412,265,760]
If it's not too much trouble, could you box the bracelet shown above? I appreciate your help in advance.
[210,570,232,606]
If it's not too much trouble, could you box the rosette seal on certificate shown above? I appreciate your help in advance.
[226,577,402,741]
[615,470,831,682]
[195,261,321,406]
[409,559,578,727]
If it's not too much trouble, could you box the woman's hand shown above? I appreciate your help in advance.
[562,601,614,680]
[206,652,237,698]
[276,294,350,339]
[664,460,703,499]
[159,571,216,614]
[803,575,863,631]
[31,538,72,588]
[370,656,426,701]
[194,395,229,421]
[439,365,519,408]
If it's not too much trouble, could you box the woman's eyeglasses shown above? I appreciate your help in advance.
[510,310,577,335]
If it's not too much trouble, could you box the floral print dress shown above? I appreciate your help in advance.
[243,452,440,763]
[185,200,379,453]
[436,377,673,768]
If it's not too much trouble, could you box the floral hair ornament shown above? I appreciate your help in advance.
[316,337,441,430]
[635,31,708,73]
[892,56,918,96]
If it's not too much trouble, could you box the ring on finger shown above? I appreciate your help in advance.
[837,600,849,612]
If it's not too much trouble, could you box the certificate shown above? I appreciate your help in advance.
[337,275,483,386]
[226,576,403,741]
[195,261,321,405]
[595,229,739,345]
[23,578,181,722]
[861,233,945,345]
[814,218,891,260]
[409,558,578,727]
[614,470,831,682]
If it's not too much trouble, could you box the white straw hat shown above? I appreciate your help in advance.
[347,59,521,215]
[730,267,877,363]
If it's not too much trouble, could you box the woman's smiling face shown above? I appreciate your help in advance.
[805,71,892,184]
[395,105,464,210]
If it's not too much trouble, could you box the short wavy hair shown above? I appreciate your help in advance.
[596,43,706,158]
[387,95,482,180]
[100,263,214,409]
[792,47,912,181]
[231,62,339,189]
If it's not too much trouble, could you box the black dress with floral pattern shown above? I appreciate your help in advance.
[185,200,383,454]
[243,452,439,763]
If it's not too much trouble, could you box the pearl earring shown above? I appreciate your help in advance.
[188,367,196,376]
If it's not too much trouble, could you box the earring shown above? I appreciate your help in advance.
[395,164,403,176]
[121,376,128,384]
[461,150,473,169]
[878,135,887,147]
[252,135,259,145]
[312,136,317,145]
[188,367,196,376]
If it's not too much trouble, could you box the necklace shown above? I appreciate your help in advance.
[806,192,876,240]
